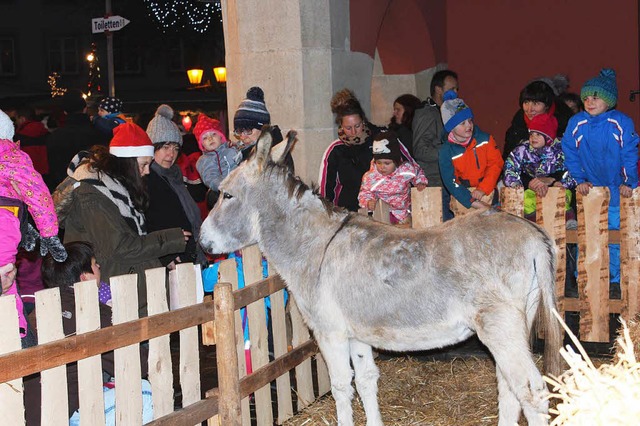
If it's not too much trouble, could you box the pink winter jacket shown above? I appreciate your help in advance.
[0,138,58,238]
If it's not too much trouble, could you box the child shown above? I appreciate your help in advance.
[93,96,126,138]
[0,108,66,338]
[503,112,576,219]
[38,241,150,425]
[194,113,240,207]
[438,91,504,211]
[562,68,639,297]
[358,131,428,224]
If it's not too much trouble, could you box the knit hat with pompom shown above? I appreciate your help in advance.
[440,90,473,133]
[146,104,183,146]
[0,109,14,141]
[193,114,227,152]
[233,86,270,131]
[581,68,618,109]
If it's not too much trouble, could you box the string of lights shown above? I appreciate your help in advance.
[143,0,221,33]
[48,72,67,98]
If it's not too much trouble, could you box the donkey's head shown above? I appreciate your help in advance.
[199,126,296,254]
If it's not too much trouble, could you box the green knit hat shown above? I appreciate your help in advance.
[581,68,618,108]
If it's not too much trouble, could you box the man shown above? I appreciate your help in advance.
[412,69,459,220]
[13,106,51,187]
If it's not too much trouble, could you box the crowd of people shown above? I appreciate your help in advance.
[0,66,638,423]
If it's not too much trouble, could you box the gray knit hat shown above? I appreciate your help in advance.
[146,104,182,146]
[0,109,14,141]
[441,90,473,133]
[233,86,270,131]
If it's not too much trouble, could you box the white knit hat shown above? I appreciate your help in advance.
[146,104,182,145]
[0,109,15,141]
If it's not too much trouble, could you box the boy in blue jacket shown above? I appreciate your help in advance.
[561,68,639,298]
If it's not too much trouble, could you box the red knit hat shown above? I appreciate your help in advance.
[528,113,558,144]
[193,114,227,151]
[109,122,155,157]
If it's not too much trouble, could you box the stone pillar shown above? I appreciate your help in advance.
[221,0,378,183]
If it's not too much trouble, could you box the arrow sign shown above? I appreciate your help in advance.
[92,16,130,34]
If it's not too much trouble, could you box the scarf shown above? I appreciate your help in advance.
[150,161,202,239]
[448,132,472,147]
[523,102,556,128]
[338,121,373,146]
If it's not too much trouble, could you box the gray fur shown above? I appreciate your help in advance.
[200,128,562,426]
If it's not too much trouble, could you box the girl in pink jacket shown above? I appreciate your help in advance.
[358,131,428,224]
[0,108,66,338]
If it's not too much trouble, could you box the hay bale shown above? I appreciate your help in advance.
[545,314,640,425]
[614,313,640,359]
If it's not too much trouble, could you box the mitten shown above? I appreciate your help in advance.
[40,235,68,262]
[20,223,40,252]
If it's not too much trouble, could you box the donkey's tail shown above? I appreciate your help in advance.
[536,231,563,378]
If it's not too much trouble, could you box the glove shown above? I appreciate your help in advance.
[20,223,40,252]
[40,235,68,262]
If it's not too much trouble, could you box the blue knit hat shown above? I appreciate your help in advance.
[441,90,473,133]
[233,86,270,131]
[581,68,617,108]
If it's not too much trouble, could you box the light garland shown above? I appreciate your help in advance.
[143,0,222,33]
[48,72,67,98]
[85,42,102,98]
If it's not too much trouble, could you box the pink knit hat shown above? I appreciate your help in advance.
[109,122,155,157]
[193,114,227,151]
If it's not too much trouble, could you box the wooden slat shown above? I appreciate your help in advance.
[242,245,273,425]
[411,186,442,229]
[111,274,143,425]
[36,288,69,425]
[450,188,494,217]
[315,353,331,396]
[147,393,219,426]
[289,298,314,409]
[145,267,174,419]
[233,274,286,310]
[74,280,105,425]
[0,300,216,383]
[538,187,567,313]
[218,258,251,426]
[173,264,201,410]
[270,288,294,423]
[500,187,524,217]
[0,296,25,425]
[214,282,242,426]
[621,188,640,320]
[578,188,610,342]
[373,200,391,224]
[201,294,216,346]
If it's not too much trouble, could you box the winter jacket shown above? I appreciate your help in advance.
[196,142,241,191]
[93,112,127,139]
[503,100,574,160]
[0,138,58,238]
[55,162,186,316]
[46,113,108,190]
[438,127,504,208]
[14,120,50,176]
[412,98,444,186]
[561,109,639,207]
[503,138,576,189]
[358,161,428,222]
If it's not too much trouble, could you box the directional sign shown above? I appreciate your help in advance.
[92,16,130,34]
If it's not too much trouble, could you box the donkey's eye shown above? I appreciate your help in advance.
[223,192,233,199]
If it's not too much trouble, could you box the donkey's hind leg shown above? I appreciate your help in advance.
[350,339,383,426]
[316,333,355,426]
[475,307,549,426]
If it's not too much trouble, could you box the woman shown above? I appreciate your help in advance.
[319,89,388,212]
[388,94,421,157]
[145,104,206,266]
[503,79,573,160]
[54,122,188,316]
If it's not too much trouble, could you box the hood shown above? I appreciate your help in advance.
[52,155,97,227]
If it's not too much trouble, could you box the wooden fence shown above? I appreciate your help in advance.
[0,244,330,425]
[368,186,640,343]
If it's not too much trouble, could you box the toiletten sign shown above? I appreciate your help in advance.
[92,16,130,34]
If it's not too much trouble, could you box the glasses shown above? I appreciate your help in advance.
[233,128,255,138]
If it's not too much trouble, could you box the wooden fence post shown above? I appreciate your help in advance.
[500,187,524,217]
[621,188,640,320]
[411,187,442,229]
[215,282,242,426]
[0,296,24,425]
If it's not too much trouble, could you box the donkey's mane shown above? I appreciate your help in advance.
[264,161,339,215]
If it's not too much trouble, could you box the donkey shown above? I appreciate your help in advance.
[199,128,562,426]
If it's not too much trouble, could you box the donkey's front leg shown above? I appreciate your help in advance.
[350,339,383,426]
[316,333,355,426]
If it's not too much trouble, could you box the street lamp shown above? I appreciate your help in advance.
[213,67,226,85]
[187,68,204,85]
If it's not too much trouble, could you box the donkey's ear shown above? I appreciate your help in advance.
[254,125,273,167]
[271,130,297,165]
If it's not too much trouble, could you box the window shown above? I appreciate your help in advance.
[48,37,79,75]
[0,37,16,76]
[167,38,185,72]
[114,37,142,75]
